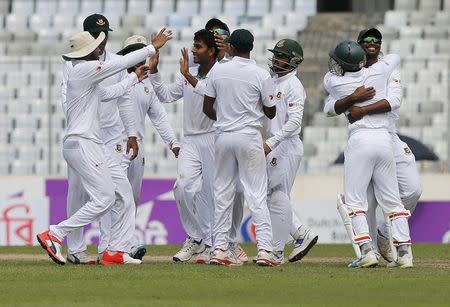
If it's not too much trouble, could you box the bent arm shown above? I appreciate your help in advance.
[148,72,184,103]
[99,72,138,102]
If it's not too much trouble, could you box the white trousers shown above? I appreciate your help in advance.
[127,139,146,206]
[173,133,216,246]
[51,137,135,252]
[344,129,410,245]
[267,137,303,251]
[213,131,273,251]
[65,138,136,254]
[367,133,422,247]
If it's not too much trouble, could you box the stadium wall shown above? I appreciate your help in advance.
[0,175,449,246]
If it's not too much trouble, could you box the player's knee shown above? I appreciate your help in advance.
[99,189,116,210]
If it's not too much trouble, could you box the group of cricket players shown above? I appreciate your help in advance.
[37,13,421,268]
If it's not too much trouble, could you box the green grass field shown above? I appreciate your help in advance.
[0,244,449,306]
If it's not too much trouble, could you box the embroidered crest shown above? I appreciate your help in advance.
[96,18,105,26]
[115,144,122,152]
[288,102,294,107]
[144,86,150,94]
[269,94,273,100]
[404,147,411,155]
[276,92,282,99]
[276,40,285,48]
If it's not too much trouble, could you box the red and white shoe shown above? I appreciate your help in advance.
[255,250,282,267]
[36,230,66,265]
[229,243,249,263]
[102,251,142,265]
[210,248,242,266]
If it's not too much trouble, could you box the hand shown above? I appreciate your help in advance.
[179,48,189,76]
[263,143,272,156]
[350,86,375,103]
[214,33,230,53]
[171,146,180,158]
[151,27,173,50]
[126,137,139,160]
[347,106,367,123]
[148,50,160,73]
[135,64,150,81]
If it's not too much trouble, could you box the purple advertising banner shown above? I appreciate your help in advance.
[45,178,187,245]
[410,201,450,243]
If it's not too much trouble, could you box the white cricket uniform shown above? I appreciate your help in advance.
[129,78,179,205]
[324,66,421,247]
[323,54,411,246]
[54,45,157,253]
[265,71,305,252]
[205,56,275,251]
[149,66,216,246]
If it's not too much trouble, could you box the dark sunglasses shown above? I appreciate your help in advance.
[361,36,381,44]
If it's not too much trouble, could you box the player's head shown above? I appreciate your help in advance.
[205,18,230,36]
[192,29,217,64]
[228,29,253,56]
[268,39,303,75]
[118,35,148,73]
[62,31,106,61]
[83,14,112,55]
[357,28,382,60]
[328,40,366,75]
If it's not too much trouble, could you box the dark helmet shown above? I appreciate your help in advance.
[329,40,366,72]
[268,39,304,73]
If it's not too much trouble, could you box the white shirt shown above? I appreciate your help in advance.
[63,45,156,143]
[266,71,305,149]
[149,66,215,136]
[205,56,275,133]
[323,66,402,134]
[132,78,179,147]
[323,54,400,135]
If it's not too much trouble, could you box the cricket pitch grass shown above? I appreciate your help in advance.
[0,244,448,306]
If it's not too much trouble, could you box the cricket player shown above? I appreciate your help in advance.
[61,14,147,264]
[323,40,413,268]
[148,29,218,263]
[324,28,421,264]
[37,29,172,265]
[117,35,180,205]
[203,29,277,266]
[264,39,318,265]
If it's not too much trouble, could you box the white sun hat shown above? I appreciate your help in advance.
[117,35,148,55]
[62,31,106,60]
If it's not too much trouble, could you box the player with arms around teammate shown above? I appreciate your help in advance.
[37,29,172,265]
[264,39,318,265]
[324,41,413,268]
[324,29,421,265]
[203,29,277,266]
[117,35,180,207]
[148,29,217,263]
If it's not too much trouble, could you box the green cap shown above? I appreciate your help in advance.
[268,39,304,62]
[83,14,112,33]
[228,29,254,52]
[329,40,366,72]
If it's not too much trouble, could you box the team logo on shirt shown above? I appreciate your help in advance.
[96,66,102,72]
[276,92,282,99]
[392,78,401,84]
[270,158,277,167]
[115,144,122,152]
[288,102,294,107]
[144,86,150,94]
[404,147,412,155]
[268,94,273,100]
[96,18,106,26]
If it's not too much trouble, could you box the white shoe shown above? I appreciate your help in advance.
[173,238,206,262]
[377,230,394,263]
[255,250,282,267]
[388,246,413,268]
[195,247,211,264]
[288,229,318,262]
[130,245,147,260]
[210,248,242,266]
[229,243,248,263]
[67,251,94,264]
[347,250,379,268]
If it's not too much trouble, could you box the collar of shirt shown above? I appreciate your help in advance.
[232,56,256,65]
[72,59,86,66]
[273,70,297,83]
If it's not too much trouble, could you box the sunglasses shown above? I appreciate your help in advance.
[212,28,229,36]
[361,36,381,44]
